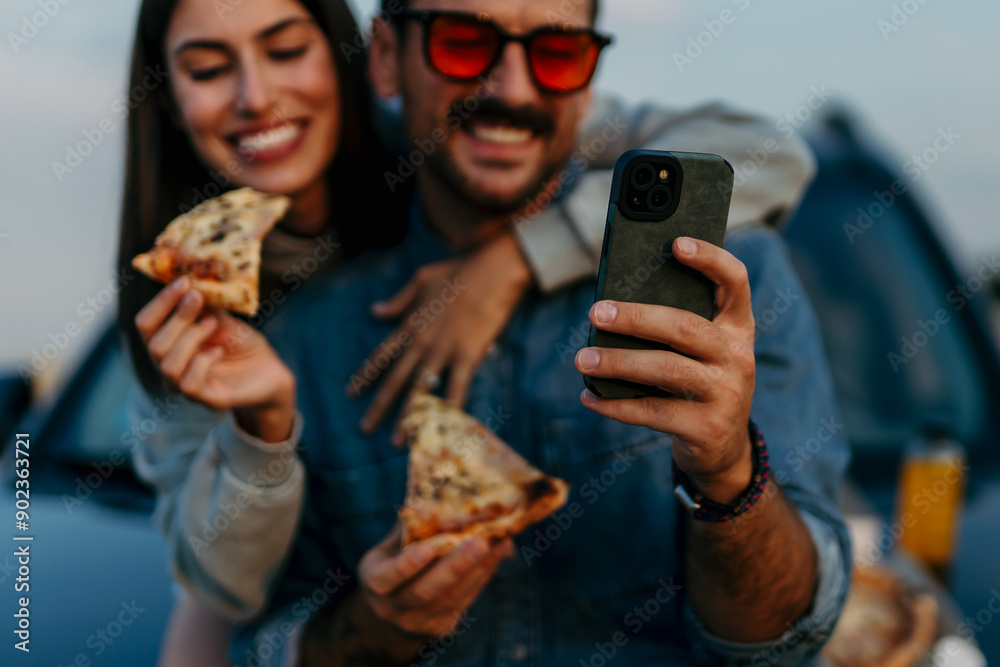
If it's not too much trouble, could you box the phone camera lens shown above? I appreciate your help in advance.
[630,164,655,190]
[647,185,672,212]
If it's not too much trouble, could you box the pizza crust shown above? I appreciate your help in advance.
[398,393,570,558]
[131,187,290,316]
[823,566,939,667]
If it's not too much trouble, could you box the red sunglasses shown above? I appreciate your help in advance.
[398,10,613,94]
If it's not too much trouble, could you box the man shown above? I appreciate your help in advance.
[233,0,851,664]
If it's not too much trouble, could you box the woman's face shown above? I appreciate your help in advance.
[165,0,341,197]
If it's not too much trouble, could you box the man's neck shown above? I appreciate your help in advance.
[416,172,516,251]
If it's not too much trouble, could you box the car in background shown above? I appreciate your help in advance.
[1,108,999,665]
[782,110,1000,661]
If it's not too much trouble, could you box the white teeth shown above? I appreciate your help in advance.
[237,122,301,153]
[472,124,533,145]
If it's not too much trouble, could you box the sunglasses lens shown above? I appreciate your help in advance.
[428,15,500,80]
[530,32,601,93]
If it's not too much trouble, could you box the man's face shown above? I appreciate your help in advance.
[393,0,596,213]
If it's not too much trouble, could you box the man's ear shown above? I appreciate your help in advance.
[368,17,401,100]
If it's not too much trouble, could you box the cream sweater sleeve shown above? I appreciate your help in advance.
[129,383,305,620]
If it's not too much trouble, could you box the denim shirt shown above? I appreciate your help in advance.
[233,212,851,667]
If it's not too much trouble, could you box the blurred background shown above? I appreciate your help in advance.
[1,0,997,381]
[1,1,998,665]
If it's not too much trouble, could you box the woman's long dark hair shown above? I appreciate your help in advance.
[117,0,408,395]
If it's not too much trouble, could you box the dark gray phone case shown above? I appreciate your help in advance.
[584,150,734,399]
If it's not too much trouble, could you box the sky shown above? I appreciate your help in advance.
[1,0,997,386]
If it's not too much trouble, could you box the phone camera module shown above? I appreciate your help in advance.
[630,164,655,190]
[647,185,672,213]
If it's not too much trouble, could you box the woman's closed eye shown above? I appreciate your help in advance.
[189,63,233,81]
[269,45,308,61]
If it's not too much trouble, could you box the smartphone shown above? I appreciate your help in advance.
[584,149,734,399]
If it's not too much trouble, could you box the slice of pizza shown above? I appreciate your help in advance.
[398,392,570,557]
[131,187,291,316]
[823,566,938,667]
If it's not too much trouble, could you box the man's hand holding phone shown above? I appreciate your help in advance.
[575,236,756,505]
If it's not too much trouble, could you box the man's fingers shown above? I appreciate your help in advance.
[442,539,510,605]
[398,539,495,608]
[361,531,437,597]
[372,278,421,319]
[580,389,699,437]
[575,347,710,399]
[158,316,218,382]
[134,278,191,344]
[588,301,727,360]
[671,237,753,327]
[145,288,205,362]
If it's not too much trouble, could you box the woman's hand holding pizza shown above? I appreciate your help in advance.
[574,237,757,505]
[135,276,296,443]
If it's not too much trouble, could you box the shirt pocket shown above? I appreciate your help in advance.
[310,455,408,568]
[533,418,683,612]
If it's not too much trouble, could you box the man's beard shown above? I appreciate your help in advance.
[422,146,565,216]
[422,97,571,216]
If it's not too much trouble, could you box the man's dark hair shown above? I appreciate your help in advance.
[380,0,600,25]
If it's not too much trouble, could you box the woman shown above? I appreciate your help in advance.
[116,0,538,664]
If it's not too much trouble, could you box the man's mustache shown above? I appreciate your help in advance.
[451,98,556,136]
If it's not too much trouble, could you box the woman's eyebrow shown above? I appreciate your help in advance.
[259,16,317,39]
[172,17,316,58]
[173,39,230,59]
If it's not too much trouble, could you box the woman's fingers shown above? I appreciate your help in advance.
[177,347,225,403]
[134,278,191,343]
[372,278,422,319]
[145,288,205,362]
[158,316,218,383]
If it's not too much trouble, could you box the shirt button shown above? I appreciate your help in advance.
[486,342,500,359]
[508,643,528,661]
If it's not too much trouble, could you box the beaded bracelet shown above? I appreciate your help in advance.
[672,421,770,522]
